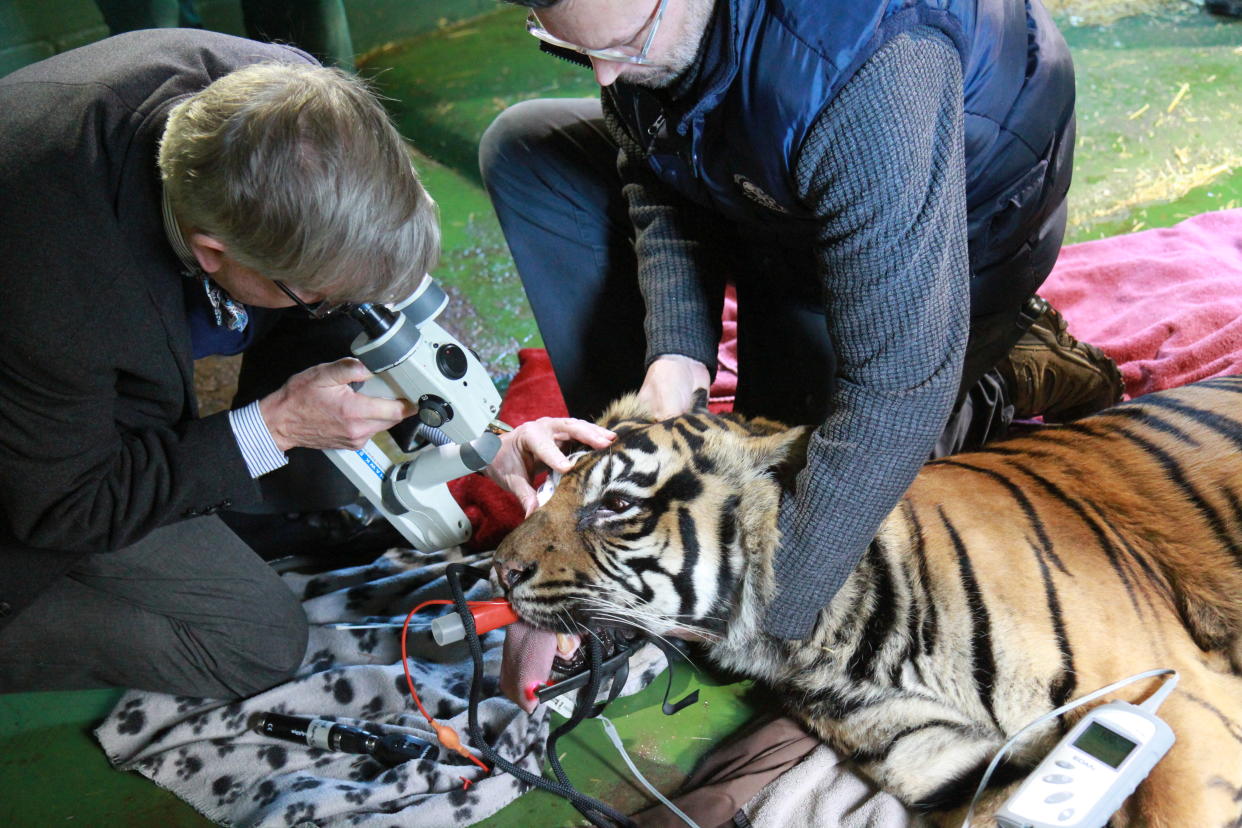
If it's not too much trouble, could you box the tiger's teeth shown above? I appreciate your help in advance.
[556,633,575,655]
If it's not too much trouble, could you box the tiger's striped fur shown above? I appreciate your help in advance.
[493,376,1242,825]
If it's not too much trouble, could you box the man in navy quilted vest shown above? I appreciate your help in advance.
[480,0,1125,639]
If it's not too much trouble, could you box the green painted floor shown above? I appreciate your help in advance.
[2,3,1240,826]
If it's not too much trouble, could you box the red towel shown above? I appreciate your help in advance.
[711,284,739,412]
[452,209,1242,544]
[448,348,565,551]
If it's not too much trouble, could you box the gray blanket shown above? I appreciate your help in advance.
[741,744,926,828]
[95,546,554,827]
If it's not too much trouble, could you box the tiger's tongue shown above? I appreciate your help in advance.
[500,621,581,714]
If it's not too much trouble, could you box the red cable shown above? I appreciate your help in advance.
[400,599,491,772]
[400,599,451,721]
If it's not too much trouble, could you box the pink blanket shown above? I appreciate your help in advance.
[710,208,1242,404]
[1039,208,1242,398]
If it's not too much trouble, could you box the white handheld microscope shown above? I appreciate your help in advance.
[325,277,505,552]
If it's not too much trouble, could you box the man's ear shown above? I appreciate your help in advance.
[186,231,228,274]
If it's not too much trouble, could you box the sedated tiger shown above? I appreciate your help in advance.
[493,375,1242,825]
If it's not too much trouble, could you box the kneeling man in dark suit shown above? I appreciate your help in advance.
[0,29,446,699]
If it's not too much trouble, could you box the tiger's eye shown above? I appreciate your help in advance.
[599,494,633,514]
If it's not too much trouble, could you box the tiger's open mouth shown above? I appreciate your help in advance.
[501,618,641,713]
[551,631,585,675]
[550,625,640,676]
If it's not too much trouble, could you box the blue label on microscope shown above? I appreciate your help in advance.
[356,450,386,480]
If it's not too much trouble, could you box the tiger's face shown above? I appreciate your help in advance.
[493,393,808,650]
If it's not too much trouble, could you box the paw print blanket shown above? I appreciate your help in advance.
[95,547,557,827]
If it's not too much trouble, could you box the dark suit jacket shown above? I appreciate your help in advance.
[0,30,323,628]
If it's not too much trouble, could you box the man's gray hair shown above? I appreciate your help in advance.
[159,61,438,304]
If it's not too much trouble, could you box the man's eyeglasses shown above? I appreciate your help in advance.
[274,280,346,320]
[525,0,668,67]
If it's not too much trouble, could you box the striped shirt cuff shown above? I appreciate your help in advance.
[228,401,289,478]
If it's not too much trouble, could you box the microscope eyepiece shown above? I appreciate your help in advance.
[349,303,400,339]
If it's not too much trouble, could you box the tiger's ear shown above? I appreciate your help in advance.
[738,424,811,477]
[598,392,657,431]
[597,388,711,432]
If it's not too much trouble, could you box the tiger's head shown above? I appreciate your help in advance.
[493,392,810,658]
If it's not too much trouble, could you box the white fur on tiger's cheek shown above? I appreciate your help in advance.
[535,476,558,508]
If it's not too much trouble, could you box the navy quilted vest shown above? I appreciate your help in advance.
[608,0,1075,312]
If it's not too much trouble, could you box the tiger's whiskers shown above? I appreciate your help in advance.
[557,608,582,636]
[576,597,714,671]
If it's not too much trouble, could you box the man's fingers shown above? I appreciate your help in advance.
[539,418,616,450]
[396,398,419,420]
[357,397,415,425]
[320,357,372,386]
[513,418,618,473]
[553,419,616,448]
[483,418,621,512]
[523,429,573,472]
[503,475,538,515]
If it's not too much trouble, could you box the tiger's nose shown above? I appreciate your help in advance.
[494,559,537,591]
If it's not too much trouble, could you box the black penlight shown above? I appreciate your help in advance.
[254,711,435,766]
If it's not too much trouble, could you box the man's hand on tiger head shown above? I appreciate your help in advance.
[638,354,711,420]
[484,417,616,516]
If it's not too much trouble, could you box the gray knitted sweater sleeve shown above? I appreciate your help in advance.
[764,27,970,638]
[602,91,727,373]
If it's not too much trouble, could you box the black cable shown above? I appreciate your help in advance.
[545,633,621,827]
[445,564,635,828]
[645,637,700,715]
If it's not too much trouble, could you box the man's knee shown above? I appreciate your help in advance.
[479,97,606,195]
[198,582,308,700]
[479,98,551,193]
